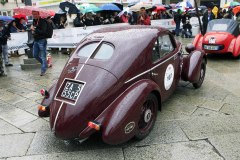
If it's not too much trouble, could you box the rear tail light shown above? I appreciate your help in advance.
[40,89,49,98]
[88,121,101,131]
[38,105,46,111]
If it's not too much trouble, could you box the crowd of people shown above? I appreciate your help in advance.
[1,4,240,77]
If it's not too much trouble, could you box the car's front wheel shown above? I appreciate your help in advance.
[192,59,206,89]
[135,93,158,140]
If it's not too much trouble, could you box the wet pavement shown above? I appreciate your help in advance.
[0,37,240,160]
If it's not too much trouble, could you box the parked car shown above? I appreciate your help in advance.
[38,25,207,145]
[193,19,240,58]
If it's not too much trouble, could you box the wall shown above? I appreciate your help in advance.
[0,0,25,16]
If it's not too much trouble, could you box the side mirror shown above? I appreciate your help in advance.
[185,43,195,54]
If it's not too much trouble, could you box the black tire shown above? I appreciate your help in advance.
[135,93,158,140]
[193,59,206,89]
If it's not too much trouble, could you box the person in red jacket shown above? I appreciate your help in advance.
[120,12,129,23]
[137,7,151,25]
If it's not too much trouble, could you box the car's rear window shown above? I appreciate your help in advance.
[77,42,114,60]
[211,24,228,31]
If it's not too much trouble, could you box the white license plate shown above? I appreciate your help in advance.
[60,81,82,101]
[204,45,219,50]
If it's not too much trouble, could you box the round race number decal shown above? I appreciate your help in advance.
[164,64,174,90]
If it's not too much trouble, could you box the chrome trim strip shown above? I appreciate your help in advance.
[52,102,64,131]
[125,45,182,84]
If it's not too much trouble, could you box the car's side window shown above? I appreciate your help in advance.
[152,40,160,62]
[158,34,174,57]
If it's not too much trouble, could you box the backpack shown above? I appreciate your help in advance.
[44,19,53,38]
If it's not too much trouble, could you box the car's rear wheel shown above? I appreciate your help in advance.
[135,93,158,140]
[192,59,206,89]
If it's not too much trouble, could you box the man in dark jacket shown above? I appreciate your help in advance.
[0,25,6,76]
[174,9,182,36]
[202,7,215,35]
[0,24,13,67]
[31,10,48,76]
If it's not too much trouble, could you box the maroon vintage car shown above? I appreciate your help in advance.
[38,26,207,145]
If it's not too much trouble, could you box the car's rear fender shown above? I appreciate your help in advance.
[41,83,57,107]
[79,79,161,145]
[181,50,206,83]
[192,33,203,50]
[233,36,240,57]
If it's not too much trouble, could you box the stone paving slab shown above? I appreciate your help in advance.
[0,133,35,158]
[132,121,189,147]
[200,99,225,111]
[19,118,49,133]
[26,131,116,155]
[162,94,200,116]
[179,108,240,140]
[7,148,124,160]
[124,140,223,160]
[220,103,240,116]
[156,110,190,122]
[208,133,240,160]
[0,119,22,135]
[0,106,38,128]
[14,99,39,110]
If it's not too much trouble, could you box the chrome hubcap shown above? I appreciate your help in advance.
[144,109,152,123]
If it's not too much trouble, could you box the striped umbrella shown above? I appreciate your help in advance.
[223,1,240,8]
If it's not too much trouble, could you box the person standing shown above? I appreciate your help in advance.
[120,12,129,23]
[202,7,215,35]
[174,9,182,36]
[0,23,13,67]
[31,10,48,76]
[0,45,5,76]
[137,7,151,25]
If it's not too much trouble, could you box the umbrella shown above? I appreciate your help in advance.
[112,3,123,10]
[0,15,14,21]
[127,1,139,7]
[164,4,172,10]
[224,1,240,8]
[233,6,240,15]
[129,2,153,12]
[14,6,55,18]
[118,7,132,17]
[99,3,121,11]
[153,5,166,12]
[77,3,101,13]
[13,14,27,20]
[176,1,193,9]
[59,1,80,14]
[173,8,184,13]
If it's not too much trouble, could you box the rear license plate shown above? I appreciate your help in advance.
[204,45,219,50]
[60,81,82,101]
[55,79,85,104]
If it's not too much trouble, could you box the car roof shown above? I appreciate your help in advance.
[81,25,169,79]
[86,25,167,43]
[207,19,239,36]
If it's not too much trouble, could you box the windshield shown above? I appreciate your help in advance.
[77,42,114,60]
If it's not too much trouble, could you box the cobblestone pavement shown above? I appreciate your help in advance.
[1,37,240,160]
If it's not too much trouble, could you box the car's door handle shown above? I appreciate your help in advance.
[151,72,158,76]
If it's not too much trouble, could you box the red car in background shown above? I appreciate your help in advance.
[38,26,207,145]
[193,19,240,58]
